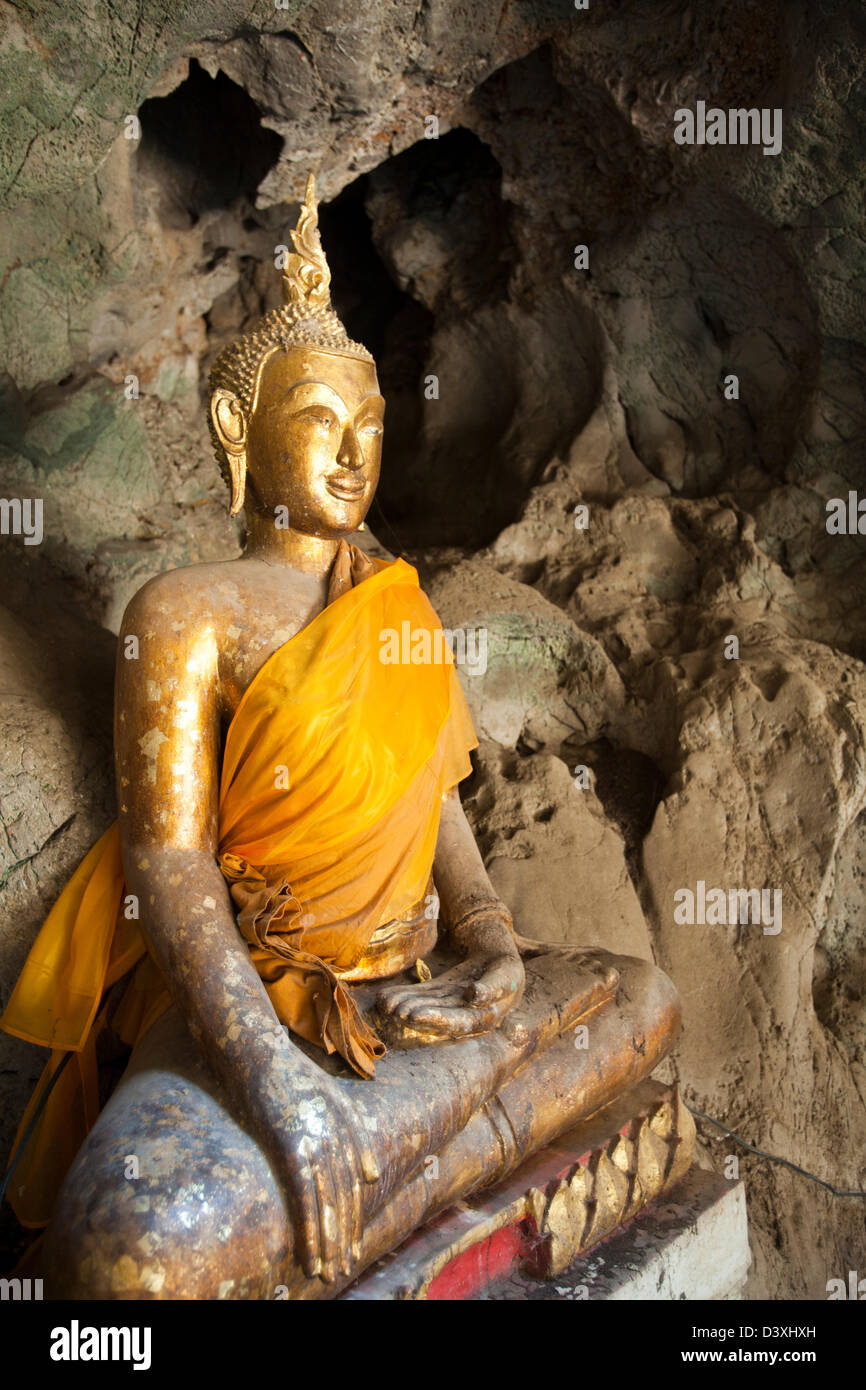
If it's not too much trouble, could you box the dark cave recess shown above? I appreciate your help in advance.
[136,58,284,229]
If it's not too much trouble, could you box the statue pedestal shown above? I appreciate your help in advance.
[341,1079,701,1300]
[476,1168,750,1301]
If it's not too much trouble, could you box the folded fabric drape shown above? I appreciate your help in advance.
[1,541,477,1225]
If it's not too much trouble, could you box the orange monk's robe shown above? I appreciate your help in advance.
[1,546,477,1227]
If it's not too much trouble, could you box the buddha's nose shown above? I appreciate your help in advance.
[337,425,363,469]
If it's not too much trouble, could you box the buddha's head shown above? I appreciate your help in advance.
[208,175,383,537]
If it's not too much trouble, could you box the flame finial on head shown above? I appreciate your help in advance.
[281,173,332,312]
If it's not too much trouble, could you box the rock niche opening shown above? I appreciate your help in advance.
[317,130,559,551]
[136,58,283,228]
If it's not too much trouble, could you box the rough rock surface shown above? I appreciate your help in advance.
[422,557,625,749]
[463,739,653,967]
[1,0,865,1297]
[0,550,116,1259]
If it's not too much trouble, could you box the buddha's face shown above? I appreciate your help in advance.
[243,346,384,536]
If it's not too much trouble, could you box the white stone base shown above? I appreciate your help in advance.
[477,1167,750,1300]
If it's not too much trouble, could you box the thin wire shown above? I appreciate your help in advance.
[370,495,406,558]
[687,1104,866,1198]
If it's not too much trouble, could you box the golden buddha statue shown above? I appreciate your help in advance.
[1,177,687,1299]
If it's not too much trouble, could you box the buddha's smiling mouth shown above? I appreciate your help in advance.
[325,475,366,502]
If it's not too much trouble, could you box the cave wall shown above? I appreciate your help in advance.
[1,0,864,1296]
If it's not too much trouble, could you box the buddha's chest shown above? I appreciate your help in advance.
[216,573,330,722]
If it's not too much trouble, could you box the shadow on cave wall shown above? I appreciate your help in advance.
[320,131,519,551]
[137,58,284,228]
[319,129,601,550]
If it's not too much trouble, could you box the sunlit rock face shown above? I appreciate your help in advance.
[1,0,864,1295]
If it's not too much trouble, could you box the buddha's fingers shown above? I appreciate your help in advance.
[380,960,522,1021]
[357,1133,381,1185]
[464,955,524,1006]
[315,1130,369,1266]
[340,1127,365,1266]
[312,1157,340,1284]
[293,1141,325,1280]
[379,976,465,1011]
[330,1141,357,1278]
[351,1172,364,1265]
[394,1000,502,1037]
[389,987,466,1022]
[375,984,453,1019]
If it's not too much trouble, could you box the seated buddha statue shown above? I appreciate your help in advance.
[1,177,684,1299]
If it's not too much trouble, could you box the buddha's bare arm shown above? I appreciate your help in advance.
[376,787,525,1037]
[114,580,377,1282]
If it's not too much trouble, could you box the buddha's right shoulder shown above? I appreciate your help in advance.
[120,561,236,636]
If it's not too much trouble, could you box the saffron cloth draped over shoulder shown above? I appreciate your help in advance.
[1,544,478,1226]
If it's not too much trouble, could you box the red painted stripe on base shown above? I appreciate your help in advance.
[426,1220,527,1300]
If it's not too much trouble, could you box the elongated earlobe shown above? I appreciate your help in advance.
[211,389,248,516]
[228,453,247,517]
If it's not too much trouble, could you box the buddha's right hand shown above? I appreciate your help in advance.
[251,1052,379,1285]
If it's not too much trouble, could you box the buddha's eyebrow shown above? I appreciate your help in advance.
[281,382,385,413]
[281,379,345,405]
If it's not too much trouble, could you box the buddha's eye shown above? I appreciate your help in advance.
[295,406,337,429]
[360,423,382,437]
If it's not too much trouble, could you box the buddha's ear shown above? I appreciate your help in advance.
[211,389,248,516]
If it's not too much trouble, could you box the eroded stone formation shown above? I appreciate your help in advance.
[0,0,863,1298]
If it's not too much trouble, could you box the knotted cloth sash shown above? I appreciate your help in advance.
[219,854,386,1081]
[1,542,477,1225]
